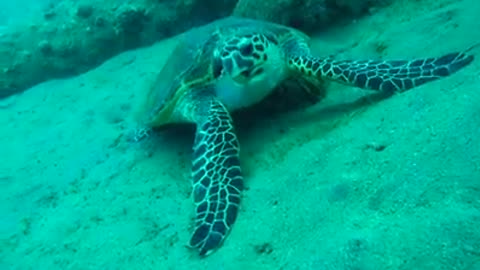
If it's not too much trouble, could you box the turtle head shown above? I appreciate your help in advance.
[214,34,284,85]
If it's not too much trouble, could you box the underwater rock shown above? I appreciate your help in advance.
[233,0,394,32]
[76,4,94,19]
[0,0,237,98]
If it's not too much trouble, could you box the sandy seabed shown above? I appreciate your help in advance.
[1,0,480,269]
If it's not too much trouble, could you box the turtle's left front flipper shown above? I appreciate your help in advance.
[186,90,243,256]
[289,49,475,93]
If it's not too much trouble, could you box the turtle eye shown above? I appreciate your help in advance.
[240,67,264,78]
[251,67,264,77]
[232,70,251,84]
[212,56,223,78]
[234,66,264,84]
[240,70,251,77]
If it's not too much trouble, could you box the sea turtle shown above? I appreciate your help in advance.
[134,16,475,256]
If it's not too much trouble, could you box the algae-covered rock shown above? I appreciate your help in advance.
[233,0,394,32]
[0,0,237,98]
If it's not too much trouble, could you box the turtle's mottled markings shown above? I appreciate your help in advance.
[134,16,475,256]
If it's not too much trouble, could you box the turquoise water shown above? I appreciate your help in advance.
[1,0,479,269]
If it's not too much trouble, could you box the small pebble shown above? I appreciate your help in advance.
[365,142,387,152]
[254,242,274,255]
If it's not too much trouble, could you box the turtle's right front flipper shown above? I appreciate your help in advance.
[187,91,243,256]
[288,50,474,93]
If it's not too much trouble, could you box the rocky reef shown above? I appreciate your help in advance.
[0,0,393,98]
[234,0,393,32]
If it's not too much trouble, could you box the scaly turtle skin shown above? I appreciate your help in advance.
[135,16,475,256]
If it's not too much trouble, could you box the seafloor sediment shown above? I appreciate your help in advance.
[0,0,479,269]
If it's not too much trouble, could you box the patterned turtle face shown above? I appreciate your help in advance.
[214,34,275,85]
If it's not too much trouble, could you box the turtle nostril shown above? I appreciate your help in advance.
[252,68,264,77]
[240,70,251,77]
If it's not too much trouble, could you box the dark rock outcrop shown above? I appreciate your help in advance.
[0,0,393,98]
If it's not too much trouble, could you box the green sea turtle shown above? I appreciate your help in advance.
[134,16,475,256]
